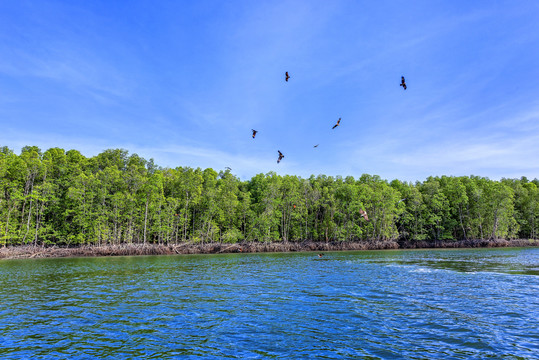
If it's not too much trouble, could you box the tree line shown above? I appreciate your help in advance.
[1,146,538,247]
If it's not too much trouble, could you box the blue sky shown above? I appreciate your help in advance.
[1,0,539,182]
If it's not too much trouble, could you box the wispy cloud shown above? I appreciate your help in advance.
[1,1,539,182]
[2,45,134,102]
[0,3,136,103]
[133,144,282,180]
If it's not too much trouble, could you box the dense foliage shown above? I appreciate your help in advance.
[1,146,538,246]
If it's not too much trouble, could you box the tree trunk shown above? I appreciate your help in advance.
[143,197,149,244]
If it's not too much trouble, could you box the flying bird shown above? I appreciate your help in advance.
[277,150,284,163]
[332,118,341,129]
[359,209,369,221]
[251,129,258,138]
[285,72,290,82]
[400,76,407,90]
[314,144,319,148]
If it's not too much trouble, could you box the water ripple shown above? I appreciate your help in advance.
[1,248,538,359]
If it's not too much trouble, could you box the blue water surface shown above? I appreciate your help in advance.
[1,247,538,359]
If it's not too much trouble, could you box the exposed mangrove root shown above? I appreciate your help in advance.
[397,238,539,249]
[0,239,537,260]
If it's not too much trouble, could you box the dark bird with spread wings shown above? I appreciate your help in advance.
[285,72,290,82]
[251,129,258,139]
[359,209,369,221]
[400,76,407,90]
[313,144,319,148]
[332,118,341,129]
[277,150,284,163]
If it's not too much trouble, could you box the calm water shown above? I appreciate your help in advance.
[1,248,538,359]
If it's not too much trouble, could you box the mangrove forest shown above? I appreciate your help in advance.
[1,146,539,248]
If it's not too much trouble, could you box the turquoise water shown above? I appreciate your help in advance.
[1,248,538,359]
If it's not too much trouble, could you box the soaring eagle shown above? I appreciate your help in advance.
[251,129,258,138]
[285,72,290,82]
[277,150,284,163]
[400,76,407,90]
[359,209,369,221]
[332,118,341,129]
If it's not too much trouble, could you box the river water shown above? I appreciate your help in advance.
[1,247,538,359]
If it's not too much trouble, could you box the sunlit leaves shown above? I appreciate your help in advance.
[0,146,538,246]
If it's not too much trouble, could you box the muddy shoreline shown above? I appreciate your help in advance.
[1,239,538,260]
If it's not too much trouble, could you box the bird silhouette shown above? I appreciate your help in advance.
[285,72,290,82]
[400,76,407,90]
[359,209,369,221]
[314,144,319,148]
[277,150,284,163]
[332,118,341,129]
[251,129,258,138]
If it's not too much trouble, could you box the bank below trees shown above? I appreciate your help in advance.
[2,146,539,249]
[1,239,538,260]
